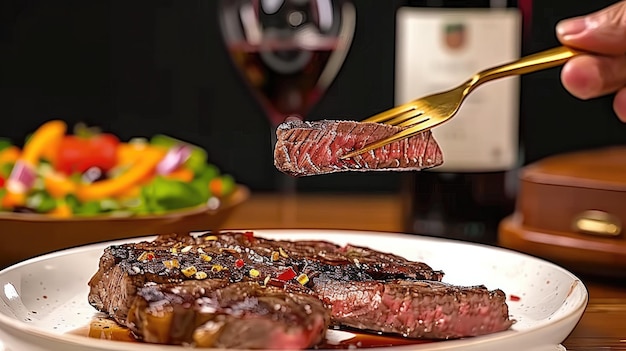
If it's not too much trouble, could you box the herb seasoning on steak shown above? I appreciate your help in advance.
[88,232,514,349]
[273,119,444,177]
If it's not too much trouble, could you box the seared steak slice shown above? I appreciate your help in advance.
[274,119,444,177]
[314,279,513,339]
[88,232,514,346]
[128,280,329,349]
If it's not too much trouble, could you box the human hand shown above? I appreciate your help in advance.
[557,1,626,121]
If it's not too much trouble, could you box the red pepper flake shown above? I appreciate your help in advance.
[276,267,297,281]
[0,176,5,188]
[266,278,286,288]
[243,231,254,240]
[235,258,245,268]
[509,294,521,302]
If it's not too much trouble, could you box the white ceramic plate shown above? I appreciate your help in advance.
[0,229,587,351]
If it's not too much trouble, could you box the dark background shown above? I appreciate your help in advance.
[1,0,625,193]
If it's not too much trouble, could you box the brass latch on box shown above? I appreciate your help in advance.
[573,210,622,237]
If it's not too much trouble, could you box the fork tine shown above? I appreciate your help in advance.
[397,114,430,127]
[340,122,433,159]
[362,104,417,123]
[383,110,425,126]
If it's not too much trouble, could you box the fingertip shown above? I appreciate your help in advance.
[556,17,586,42]
[560,56,602,100]
[556,1,626,55]
[613,88,626,122]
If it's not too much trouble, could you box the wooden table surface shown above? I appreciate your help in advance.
[223,192,626,351]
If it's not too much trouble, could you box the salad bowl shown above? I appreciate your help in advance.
[0,185,249,268]
[0,120,250,268]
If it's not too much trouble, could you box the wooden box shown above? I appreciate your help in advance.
[499,146,626,276]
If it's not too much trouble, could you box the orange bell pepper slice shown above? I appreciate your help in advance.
[5,120,66,202]
[49,203,72,218]
[44,173,77,198]
[1,191,25,209]
[117,143,167,166]
[76,148,165,201]
[164,167,194,182]
[0,146,21,165]
[21,120,67,166]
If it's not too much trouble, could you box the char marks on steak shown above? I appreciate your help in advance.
[88,232,514,348]
[273,119,444,177]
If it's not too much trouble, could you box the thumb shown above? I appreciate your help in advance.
[557,1,626,56]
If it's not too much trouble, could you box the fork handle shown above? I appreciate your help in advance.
[468,46,585,90]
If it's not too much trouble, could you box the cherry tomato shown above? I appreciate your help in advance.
[55,134,120,176]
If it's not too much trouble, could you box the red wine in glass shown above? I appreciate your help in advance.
[227,40,341,127]
[219,0,356,127]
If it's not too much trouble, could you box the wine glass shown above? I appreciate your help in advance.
[217,0,356,188]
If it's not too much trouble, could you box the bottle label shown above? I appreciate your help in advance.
[395,7,521,172]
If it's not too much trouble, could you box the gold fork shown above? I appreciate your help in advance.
[340,46,584,159]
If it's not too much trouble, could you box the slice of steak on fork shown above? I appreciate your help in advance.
[88,232,513,348]
[274,119,444,177]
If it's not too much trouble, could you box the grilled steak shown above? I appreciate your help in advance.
[88,232,442,327]
[88,232,514,348]
[274,119,444,177]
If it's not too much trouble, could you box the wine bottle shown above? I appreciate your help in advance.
[396,0,524,245]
